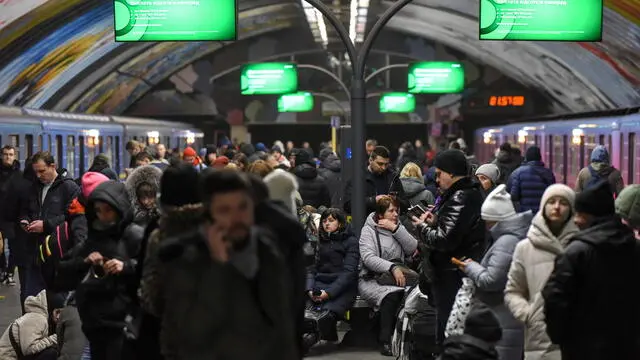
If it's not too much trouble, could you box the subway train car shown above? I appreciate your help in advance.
[0,105,204,178]
[475,108,640,188]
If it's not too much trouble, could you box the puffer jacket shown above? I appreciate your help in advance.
[125,165,162,226]
[504,210,577,360]
[293,163,331,208]
[417,177,486,271]
[317,154,342,208]
[73,181,144,334]
[507,161,555,214]
[0,290,57,360]
[464,211,532,360]
[542,217,640,360]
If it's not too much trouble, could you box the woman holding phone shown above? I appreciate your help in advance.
[358,195,418,356]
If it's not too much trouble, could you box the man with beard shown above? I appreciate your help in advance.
[156,169,298,360]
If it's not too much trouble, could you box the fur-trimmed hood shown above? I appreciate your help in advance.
[125,165,162,224]
[264,169,299,217]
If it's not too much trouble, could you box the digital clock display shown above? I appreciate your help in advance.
[489,96,525,107]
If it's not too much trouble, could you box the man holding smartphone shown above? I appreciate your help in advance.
[19,151,79,296]
[411,149,485,351]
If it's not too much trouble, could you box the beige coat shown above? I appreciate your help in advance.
[504,212,578,360]
[0,290,57,360]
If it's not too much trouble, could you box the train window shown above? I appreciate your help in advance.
[628,133,636,185]
[548,135,553,170]
[87,136,97,163]
[78,136,85,174]
[552,136,563,184]
[55,135,63,169]
[105,136,113,166]
[608,134,612,155]
[37,135,43,152]
[562,135,569,185]
[115,136,121,175]
[578,136,585,171]
[25,135,34,159]
[9,135,19,161]
[164,136,171,148]
[598,134,605,145]
[567,135,580,186]
[66,136,75,178]
[99,136,104,153]
[47,135,52,152]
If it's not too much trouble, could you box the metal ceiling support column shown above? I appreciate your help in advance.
[303,0,413,236]
[311,91,349,114]
[298,64,351,100]
[364,63,409,83]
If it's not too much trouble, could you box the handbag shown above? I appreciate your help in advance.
[445,277,477,338]
[373,229,419,287]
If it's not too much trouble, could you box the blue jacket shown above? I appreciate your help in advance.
[507,161,555,214]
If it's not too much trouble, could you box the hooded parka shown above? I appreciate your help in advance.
[504,185,578,360]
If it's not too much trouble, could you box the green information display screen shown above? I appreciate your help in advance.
[479,0,602,41]
[408,62,465,94]
[278,92,314,112]
[114,0,237,42]
[241,63,298,95]
[380,93,416,113]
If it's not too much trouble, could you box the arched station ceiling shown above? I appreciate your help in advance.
[0,0,638,115]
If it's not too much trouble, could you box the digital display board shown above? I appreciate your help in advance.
[379,93,416,113]
[489,95,526,107]
[408,62,465,94]
[277,92,314,112]
[114,0,237,42]
[240,63,298,95]
[479,0,603,41]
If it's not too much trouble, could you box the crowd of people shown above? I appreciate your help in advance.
[0,136,637,360]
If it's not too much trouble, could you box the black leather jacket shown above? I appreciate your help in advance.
[417,177,486,271]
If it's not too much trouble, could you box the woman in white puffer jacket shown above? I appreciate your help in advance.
[504,184,578,360]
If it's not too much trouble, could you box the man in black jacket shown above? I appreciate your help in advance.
[155,170,300,360]
[542,180,640,360]
[412,149,486,348]
[19,151,79,296]
[343,146,403,217]
[0,145,21,285]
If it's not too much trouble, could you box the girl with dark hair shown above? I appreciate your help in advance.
[303,208,359,352]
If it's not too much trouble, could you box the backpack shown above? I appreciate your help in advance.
[392,286,438,360]
[586,165,618,197]
[298,207,319,265]
[39,221,71,290]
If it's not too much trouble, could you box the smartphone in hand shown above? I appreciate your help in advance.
[450,257,467,267]
[408,204,427,218]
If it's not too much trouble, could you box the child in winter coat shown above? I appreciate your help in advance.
[439,302,501,360]
[0,290,64,360]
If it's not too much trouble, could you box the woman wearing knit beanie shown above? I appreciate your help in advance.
[458,184,531,360]
[504,184,578,360]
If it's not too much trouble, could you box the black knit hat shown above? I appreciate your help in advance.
[293,148,313,166]
[434,149,468,177]
[525,146,542,162]
[46,291,65,313]
[464,302,502,343]
[160,162,200,207]
[575,179,615,217]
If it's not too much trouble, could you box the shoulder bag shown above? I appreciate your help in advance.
[373,228,419,287]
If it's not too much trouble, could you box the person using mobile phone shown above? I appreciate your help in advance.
[410,149,486,347]
[73,181,144,360]
[457,184,532,360]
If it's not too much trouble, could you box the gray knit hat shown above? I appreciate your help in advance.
[615,184,640,227]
